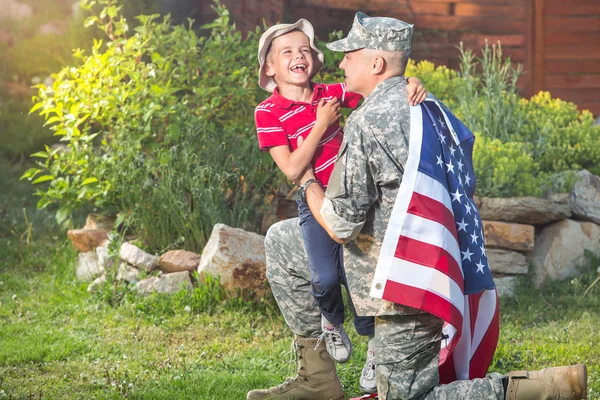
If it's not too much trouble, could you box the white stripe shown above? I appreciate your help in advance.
[414,172,454,216]
[371,104,423,298]
[289,121,315,138]
[401,213,462,275]
[453,296,471,380]
[314,155,337,173]
[386,258,465,314]
[318,127,341,146]
[280,106,306,122]
[255,108,272,113]
[470,289,497,357]
[257,127,284,132]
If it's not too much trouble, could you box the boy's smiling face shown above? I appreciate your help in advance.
[264,30,314,90]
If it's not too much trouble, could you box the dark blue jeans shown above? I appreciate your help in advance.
[297,199,374,336]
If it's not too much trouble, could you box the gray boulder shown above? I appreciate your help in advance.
[488,249,529,275]
[76,251,104,281]
[478,196,571,225]
[570,170,600,225]
[119,242,158,272]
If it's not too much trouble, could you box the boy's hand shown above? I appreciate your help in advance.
[406,77,428,106]
[315,98,341,130]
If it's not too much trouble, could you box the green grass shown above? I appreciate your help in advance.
[1,159,600,399]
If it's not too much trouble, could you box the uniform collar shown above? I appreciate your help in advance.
[270,83,325,109]
[361,75,405,109]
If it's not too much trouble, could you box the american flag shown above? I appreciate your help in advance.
[370,99,500,383]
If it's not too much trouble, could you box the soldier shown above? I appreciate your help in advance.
[247,12,588,400]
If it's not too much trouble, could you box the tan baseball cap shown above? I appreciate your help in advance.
[257,19,324,92]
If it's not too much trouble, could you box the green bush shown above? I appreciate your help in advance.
[22,0,277,251]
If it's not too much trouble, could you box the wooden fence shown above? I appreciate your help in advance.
[213,0,600,114]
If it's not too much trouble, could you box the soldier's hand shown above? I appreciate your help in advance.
[406,77,428,106]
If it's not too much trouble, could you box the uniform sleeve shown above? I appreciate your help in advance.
[324,83,362,109]
[255,106,288,151]
[321,124,378,241]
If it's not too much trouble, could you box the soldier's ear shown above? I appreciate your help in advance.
[371,56,385,75]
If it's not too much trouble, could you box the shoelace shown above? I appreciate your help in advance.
[363,351,375,377]
[284,340,303,377]
[314,326,342,350]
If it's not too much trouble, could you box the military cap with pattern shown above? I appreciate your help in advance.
[327,12,413,53]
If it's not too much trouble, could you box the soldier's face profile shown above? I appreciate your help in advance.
[339,50,370,96]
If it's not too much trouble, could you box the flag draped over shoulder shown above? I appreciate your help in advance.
[369,99,500,383]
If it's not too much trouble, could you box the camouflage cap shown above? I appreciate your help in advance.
[327,12,413,53]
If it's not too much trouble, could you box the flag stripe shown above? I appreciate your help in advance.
[385,258,465,314]
[394,236,464,292]
[407,192,459,243]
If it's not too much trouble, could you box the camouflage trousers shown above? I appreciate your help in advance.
[265,218,506,400]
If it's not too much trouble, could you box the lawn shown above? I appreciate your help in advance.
[1,160,599,399]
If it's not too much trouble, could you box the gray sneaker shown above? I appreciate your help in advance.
[317,318,352,363]
[359,350,377,394]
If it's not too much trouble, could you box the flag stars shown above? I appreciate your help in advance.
[457,218,469,232]
[461,247,474,262]
[474,217,479,228]
[480,244,487,258]
[475,260,486,274]
[457,159,464,172]
[464,172,471,187]
[449,145,457,157]
[436,155,444,168]
[470,230,479,244]
[446,161,455,174]
[438,132,447,145]
[465,202,472,215]
[438,116,446,129]
[452,188,463,203]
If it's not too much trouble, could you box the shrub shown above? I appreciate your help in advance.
[22,0,278,251]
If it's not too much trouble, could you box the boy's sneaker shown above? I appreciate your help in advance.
[360,350,377,394]
[317,318,352,363]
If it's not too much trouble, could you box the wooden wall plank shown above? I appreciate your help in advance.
[545,16,600,32]
[544,32,600,46]
[545,74,600,89]
[545,60,600,74]
[548,88,599,102]
[579,103,600,115]
[533,0,545,93]
[545,45,600,60]
[455,4,524,18]
[399,15,526,32]
[545,4,600,16]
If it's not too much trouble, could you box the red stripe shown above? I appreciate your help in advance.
[469,293,500,379]
[394,236,464,292]
[382,281,463,333]
[407,192,459,242]
[438,349,458,384]
[468,291,483,339]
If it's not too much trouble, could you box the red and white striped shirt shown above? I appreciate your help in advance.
[255,83,361,187]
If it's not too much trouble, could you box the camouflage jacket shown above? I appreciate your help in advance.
[322,75,423,316]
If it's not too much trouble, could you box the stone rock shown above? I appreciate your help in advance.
[483,221,534,251]
[158,250,200,273]
[87,274,107,293]
[95,240,114,269]
[155,271,193,294]
[260,211,279,235]
[134,272,193,295]
[488,249,529,275]
[134,276,159,295]
[494,276,519,298]
[570,170,600,225]
[67,229,109,252]
[276,198,298,220]
[531,219,600,287]
[76,251,104,281]
[117,263,141,283]
[84,213,116,230]
[0,0,33,20]
[478,196,571,225]
[198,223,268,295]
[119,242,158,272]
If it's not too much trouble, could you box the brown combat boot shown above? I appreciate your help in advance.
[246,336,345,400]
[506,364,587,400]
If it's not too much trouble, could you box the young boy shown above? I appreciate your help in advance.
[254,19,426,395]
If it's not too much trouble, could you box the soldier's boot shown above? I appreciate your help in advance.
[246,336,345,400]
[506,364,587,400]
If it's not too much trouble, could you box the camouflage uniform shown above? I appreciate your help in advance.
[266,12,507,400]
